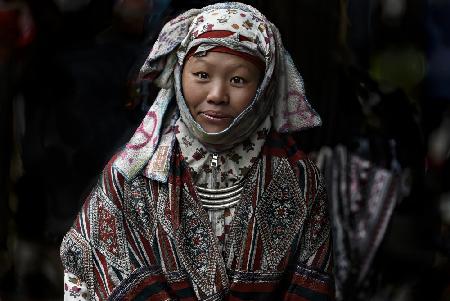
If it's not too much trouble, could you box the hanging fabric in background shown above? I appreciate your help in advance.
[0,1,35,51]
[53,0,92,12]
[315,145,401,300]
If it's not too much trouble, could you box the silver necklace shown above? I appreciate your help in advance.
[196,182,244,210]
[196,153,243,210]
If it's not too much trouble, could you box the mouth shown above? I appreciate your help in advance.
[199,111,232,121]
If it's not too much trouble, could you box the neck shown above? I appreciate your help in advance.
[199,140,236,153]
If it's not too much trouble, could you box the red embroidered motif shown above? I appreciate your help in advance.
[97,202,119,256]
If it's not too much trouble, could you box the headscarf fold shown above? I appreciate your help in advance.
[114,2,321,181]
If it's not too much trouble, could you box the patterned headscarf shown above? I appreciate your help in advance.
[114,2,321,180]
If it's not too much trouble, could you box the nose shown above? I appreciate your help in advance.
[207,79,229,105]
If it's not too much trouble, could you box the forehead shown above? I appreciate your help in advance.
[185,51,261,74]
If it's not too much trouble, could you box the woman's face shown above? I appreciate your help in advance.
[182,51,261,133]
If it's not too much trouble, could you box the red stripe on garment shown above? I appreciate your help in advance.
[169,279,191,291]
[139,231,157,264]
[264,151,272,190]
[264,147,287,158]
[282,293,313,301]
[93,251,110,297]
[240,217,255,270]
[306,162,315,207]
[286,136,307,164]
[252,234,263,270]
[158,225,178,270]
[291,273,332,296]
[311,239,329,269]
[84,197,91,236]
[230,282,277,293]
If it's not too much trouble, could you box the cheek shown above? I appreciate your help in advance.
[181,76,201,112]
[232,85,258,112]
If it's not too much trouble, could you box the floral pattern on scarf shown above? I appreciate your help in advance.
[175,116,270,189]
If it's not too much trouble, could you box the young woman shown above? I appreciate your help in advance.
[61,2,334,300]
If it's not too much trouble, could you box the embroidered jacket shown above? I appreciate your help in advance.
[60,132,334,300]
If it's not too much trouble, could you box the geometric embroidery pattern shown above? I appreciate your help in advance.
[257,158,307,269]
[60,229,95,298]
[123,177,156,242]
[300,181,330,262]
[91,188,130,273]
[176,184,226,297]
[224,161,259,268]
[60,230,92,282]
[155,183,177,240]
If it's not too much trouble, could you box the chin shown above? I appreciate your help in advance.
[202,126,228,133]
[199,121,231,133]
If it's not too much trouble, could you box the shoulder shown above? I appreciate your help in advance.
[105,150,166,218]
[265,131,321,180]
[264,131,324,202]
[101,153,126,191]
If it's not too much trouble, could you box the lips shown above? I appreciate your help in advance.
[199,111,232,120]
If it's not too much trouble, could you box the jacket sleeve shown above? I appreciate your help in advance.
[60,156,179,300]
[60,156,135,299]
[60,183,100,300]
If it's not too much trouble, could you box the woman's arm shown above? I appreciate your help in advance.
[60,156,129,299]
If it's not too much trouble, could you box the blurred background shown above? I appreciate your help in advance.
[0,0,449,300]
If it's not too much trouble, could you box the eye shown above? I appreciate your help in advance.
[193,72,208,80]
[230,76,245,85]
